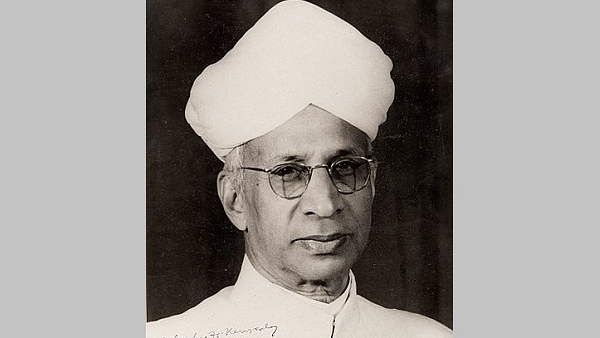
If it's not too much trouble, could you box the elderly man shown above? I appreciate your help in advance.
[147,1,452,337]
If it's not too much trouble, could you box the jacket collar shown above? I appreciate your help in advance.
[228,255,362,336]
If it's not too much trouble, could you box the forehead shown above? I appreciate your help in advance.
[245,105,370,164]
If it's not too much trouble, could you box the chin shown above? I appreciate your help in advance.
[297,254,356,280]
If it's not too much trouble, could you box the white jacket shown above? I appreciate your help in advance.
[147,257,452,338]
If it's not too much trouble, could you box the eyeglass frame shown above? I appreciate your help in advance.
[240,155,376,199]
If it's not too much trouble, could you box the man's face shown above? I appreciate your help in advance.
[239,105,375,286]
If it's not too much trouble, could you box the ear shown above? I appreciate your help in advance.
[370,162,378,198]
[217,171,247,231]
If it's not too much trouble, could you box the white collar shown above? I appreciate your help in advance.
[233,255,355,317]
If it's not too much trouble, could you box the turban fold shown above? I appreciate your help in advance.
[185,0,395,161]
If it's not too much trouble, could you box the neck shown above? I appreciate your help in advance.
[288,275,349,303]
[246,254,350,304]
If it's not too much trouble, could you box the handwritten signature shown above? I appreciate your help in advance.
[164,322,278,338]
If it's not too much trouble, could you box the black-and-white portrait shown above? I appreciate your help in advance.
[147,1,452,336]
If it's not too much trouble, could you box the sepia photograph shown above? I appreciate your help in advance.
[147,0,452,336]
[5,1,598,337]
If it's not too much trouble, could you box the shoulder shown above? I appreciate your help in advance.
[146,286,236,338]
[355,295,453,338]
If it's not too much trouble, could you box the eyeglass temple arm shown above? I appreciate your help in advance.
[240,166,271,173]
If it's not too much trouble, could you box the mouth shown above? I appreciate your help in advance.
[294,234,349,254]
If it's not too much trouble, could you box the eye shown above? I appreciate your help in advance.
[333,158,361,175]
[271,163,305,182]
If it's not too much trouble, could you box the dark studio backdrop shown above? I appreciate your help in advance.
[147,0,453,329]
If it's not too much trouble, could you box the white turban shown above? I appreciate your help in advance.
[185,0,395,161]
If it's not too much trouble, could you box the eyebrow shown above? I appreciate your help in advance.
[331,148,362,158]
[270,148,365,164]
[278,154,304,163]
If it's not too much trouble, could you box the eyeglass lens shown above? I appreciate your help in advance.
[268,157,371,198]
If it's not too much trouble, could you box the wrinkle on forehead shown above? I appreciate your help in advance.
[242,107,371,166]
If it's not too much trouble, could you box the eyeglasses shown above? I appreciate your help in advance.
[241,156,375,199]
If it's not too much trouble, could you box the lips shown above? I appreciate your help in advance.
[294,234,348,254]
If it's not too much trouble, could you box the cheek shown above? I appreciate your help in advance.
[243,183,294,241]
[347,194,373,241]
[350,192,373,220]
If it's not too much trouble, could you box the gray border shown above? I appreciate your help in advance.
[454,0,600,336]
[2,1,145,337]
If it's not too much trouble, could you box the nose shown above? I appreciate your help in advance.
[299,166,344,218]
